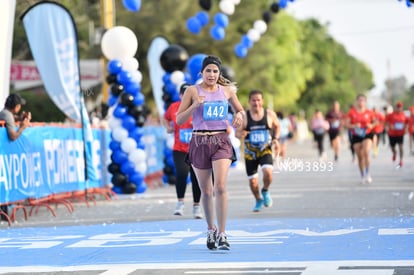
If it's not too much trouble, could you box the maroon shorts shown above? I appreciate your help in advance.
[188,132,234,169]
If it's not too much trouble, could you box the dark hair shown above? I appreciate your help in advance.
[248,90,263,100]
[276,111,284,119]
[201,55,222,72]
[5,94,26,109]
[179,83,190,95]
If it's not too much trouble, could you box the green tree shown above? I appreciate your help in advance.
[12,1,374,121]
[296,19,374,116]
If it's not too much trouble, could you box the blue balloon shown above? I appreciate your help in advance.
[117,70,132,86]
[234,44,248,58]
[112,185,123,194]
[136,182,147,193]
[107,59,122,74]
[107,94,118,107]
[112,149,128,165]
[125,82,141,96]
[214,13,229,28]
[109,140,121,151]
[241,34,254,49]
[186,53,207,83]
[129,127,144,141]
[163,147,172,157]
[279,0,288,8]
[210,25,225,40]
[165,82,177,94]
[130,172,144,185]
[121,160,135,175]
[171,92,180,102]
[186,17,202,34]
[122,114,136,130]
[113,104,128,118]
[196,11,209,26]
[184,72,192,83]
[122,0,141,12]
[162,73,172,84]
[133,92,145,105]
[166,155,174,167]
[137,140,145,149]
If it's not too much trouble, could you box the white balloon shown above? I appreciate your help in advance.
[253,20,268,35]
[247,28,261,42]
[166,134,175,149]
[121,57,139,71]
[130,70,143,83]
[101,26,138,60]
[135,162,147,174]
[170,70,185,85]
[121,137,137,153]
[112,127,129,142]
[219,0,235,15]
[108,116,122,129]
[128,148,147,164]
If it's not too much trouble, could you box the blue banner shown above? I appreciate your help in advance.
[0,126,169,203]
[21,2,98,187]
[0,127,110,203]
[21,2,82,122]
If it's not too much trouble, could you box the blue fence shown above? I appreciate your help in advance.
[0,125,166,204]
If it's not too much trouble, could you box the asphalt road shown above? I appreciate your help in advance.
[1,135,413,275]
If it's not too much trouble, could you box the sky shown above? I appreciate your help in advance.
[286,0,414,100]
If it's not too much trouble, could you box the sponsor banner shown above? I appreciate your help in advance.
[10,60,103,90]
[21,2,100,186]
[0,125,167,203]
[147,37,169,117]
[0,126,110,203]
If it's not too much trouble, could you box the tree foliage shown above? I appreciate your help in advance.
[12,0,374,121]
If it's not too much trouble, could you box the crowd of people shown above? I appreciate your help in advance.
[3,54,414,251]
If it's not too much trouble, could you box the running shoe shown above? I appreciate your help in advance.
[217,233,230,250]
[253,199,264,212]
[193,205,203,219]
[262,190,273,207]
[173,201,184,216]
[206,228,217,250]
[399,160,403,167]
[366,174,372,184]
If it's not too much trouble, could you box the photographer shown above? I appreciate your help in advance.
[0,93,31,141]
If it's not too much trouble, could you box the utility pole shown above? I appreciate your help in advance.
[386,58,392,104]
[100,0,115,103]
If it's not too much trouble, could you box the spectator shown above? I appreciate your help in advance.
[0,93,31,220]
[0,94,31,141]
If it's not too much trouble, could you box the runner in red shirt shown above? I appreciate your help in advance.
[385,101,409,167]
[345,94,376,184]
[372,107,385,157]
[409,106,414,155]
[325,101,344,161]
[163,83,202,218]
